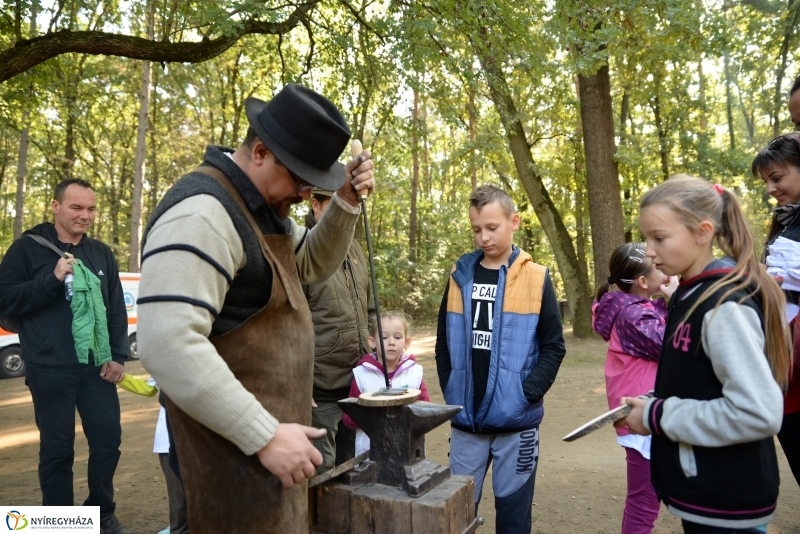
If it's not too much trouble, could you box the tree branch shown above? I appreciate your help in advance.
[14,1,22,43]
[339,0,385,41]
[47,0,64,34]
[0,2,320,83]
[300,16,316,76]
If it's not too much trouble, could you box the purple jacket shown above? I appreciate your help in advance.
[593,292,667,435]
[593,292,667,361]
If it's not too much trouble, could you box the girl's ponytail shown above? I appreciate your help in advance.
[717,187,790,390]
[595,279,612,302]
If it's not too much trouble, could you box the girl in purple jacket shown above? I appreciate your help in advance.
[593,243,676,534]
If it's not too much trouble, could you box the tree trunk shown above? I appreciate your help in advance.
[723,51,736,150]
[128,0,155,272]
[128,0,155,273]
[14,1,37,239]
[619,86,634,241]
[468,84,478,191]
[736,86,755,144]
[772,0,799,136]
[698,60,708,131]
[619,88,630,143]
[577,64,626,291]
[148,66,160,213]
[422,97,431,201]
[478,54,593,337]
[15,120,30,239]
[648,72,670,181]
[409,90,420,263]
[575,185,587,272]
[63,94,77,180]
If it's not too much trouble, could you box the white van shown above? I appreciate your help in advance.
[0,272,140,379]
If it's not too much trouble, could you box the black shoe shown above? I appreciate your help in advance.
[100,514,132,534]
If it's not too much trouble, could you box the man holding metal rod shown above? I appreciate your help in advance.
[137,83,374,533]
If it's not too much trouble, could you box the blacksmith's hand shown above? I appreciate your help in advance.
[256,423,327,488]
[338,148,374,206]
[614,396,650,436]
[100,361,125,384]
[54,253,75,282]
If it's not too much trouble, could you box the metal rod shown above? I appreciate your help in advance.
[352,139,391,390]
[360,195,391,390]
[308,451,369,488]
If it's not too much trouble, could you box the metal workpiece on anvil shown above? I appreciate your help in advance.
[338,398,462,497]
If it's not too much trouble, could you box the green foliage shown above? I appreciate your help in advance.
[0,0,798,322]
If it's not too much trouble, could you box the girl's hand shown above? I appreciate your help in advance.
[614,396,651,436]
[660,276,679,299]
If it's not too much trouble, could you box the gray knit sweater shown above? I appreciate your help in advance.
[138,148,360,455]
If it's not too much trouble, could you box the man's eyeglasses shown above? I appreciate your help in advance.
[288,168,313,193]
[274,155,313,192]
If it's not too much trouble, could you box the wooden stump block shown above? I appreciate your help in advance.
[350,484,415,533]
[341,476,474,534]
[410,475,474,534]
[312,482,358,534]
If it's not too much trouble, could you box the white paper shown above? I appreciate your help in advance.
[787,303,799,323]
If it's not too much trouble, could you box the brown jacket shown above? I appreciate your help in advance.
[304,210,375,401]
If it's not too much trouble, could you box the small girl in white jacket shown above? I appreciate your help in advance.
[341,311,430,455]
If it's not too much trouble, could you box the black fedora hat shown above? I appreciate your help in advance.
[245,84,351,191]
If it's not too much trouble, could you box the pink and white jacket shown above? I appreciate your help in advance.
[342,353,430,455]
[592,292,667,438]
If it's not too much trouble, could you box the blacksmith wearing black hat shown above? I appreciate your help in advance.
[137,84,375,532]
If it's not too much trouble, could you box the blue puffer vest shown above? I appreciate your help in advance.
[443,246,547,432]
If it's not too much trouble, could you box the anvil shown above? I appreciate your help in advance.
[338,398,462,497]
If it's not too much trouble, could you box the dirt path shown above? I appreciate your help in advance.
[2,328,799,533]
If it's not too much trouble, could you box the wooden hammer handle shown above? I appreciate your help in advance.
[351,139,367,200]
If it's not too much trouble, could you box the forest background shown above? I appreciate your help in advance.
[1,0,799,336]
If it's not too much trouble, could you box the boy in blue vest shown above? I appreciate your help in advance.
[435,185,566,534]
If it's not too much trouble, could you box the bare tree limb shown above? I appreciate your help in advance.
[300,16,316,76]
[277,32,286,85]
[14,1,22,43]
[47,0,65,34]
[0,2,321,83]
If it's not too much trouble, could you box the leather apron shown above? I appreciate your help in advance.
[166,167,314,533]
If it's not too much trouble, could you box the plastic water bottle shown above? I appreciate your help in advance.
[65,273,74,302]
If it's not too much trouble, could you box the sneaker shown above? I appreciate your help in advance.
[99,514,132,534]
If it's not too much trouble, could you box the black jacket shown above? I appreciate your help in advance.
[766,211,800,304]
[0,223,128,367]
[650,266,778,526]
